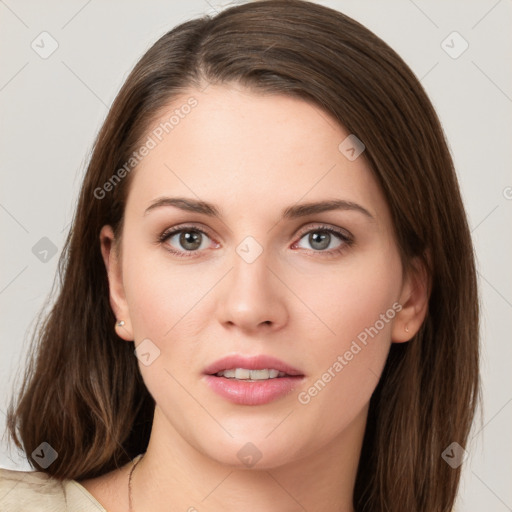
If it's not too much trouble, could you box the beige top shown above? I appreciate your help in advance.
[0,467,107,511]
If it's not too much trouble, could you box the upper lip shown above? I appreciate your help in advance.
[204,354,304,376]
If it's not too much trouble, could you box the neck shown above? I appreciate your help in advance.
[131,405,368,512]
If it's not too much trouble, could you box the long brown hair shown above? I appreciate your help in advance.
[6,1,480,510]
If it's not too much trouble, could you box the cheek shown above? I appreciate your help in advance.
[121,250,207,408]
[301,247,402,345]
[293,251,401,438]
[122,243,208,339]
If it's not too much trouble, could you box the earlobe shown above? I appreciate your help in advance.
[99,225,134,341]
[391,256,431,343]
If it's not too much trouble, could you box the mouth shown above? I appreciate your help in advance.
[212,368,299,381]
[203,354,304,379]
[203,355,305,405]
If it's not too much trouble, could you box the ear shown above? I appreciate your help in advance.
[391,255,431,343]
[99,225,133,341]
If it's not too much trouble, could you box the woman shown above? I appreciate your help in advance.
[1,1,480,510]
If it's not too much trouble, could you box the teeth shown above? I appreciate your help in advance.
[235,368,251,379]
[215,368,288,380]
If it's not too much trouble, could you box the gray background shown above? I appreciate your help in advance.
[1,0,511,510]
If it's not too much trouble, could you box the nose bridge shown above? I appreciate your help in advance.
[231,233,274,298]
[217,233,288,329]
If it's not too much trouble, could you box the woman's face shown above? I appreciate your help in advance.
[101,83,418,468]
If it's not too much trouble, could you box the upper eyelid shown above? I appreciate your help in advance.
[160,222,352,243]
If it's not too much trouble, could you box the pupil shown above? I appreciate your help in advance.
[177,231,331,252]
[180,231,201,250]
[310,232,329,250]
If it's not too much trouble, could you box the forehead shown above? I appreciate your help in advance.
[125,84,389,225]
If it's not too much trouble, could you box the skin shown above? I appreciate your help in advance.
[80,83,429,512]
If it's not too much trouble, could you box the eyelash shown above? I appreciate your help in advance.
[157,224,354,259]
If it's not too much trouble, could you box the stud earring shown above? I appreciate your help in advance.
[117,320,125,327]
[404,325,409,333]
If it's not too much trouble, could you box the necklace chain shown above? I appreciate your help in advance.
[127,452,352,511]
[128,454,144,512]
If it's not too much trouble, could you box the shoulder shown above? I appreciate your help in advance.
[0,467,106,511]
[0,467,66,510]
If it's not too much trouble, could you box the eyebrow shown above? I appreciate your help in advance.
[144,197,374,220]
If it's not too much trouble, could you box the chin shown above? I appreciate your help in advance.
[200,433,306,471]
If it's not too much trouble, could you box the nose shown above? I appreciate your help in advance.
[217,247,288,333]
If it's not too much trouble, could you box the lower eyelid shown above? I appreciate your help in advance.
[159,226,352,255]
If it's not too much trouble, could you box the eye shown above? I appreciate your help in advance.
[158,225,216,258]
[293,225,353,256]
[158,223,353,259]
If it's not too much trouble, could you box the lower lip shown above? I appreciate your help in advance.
[203,375,304,405]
